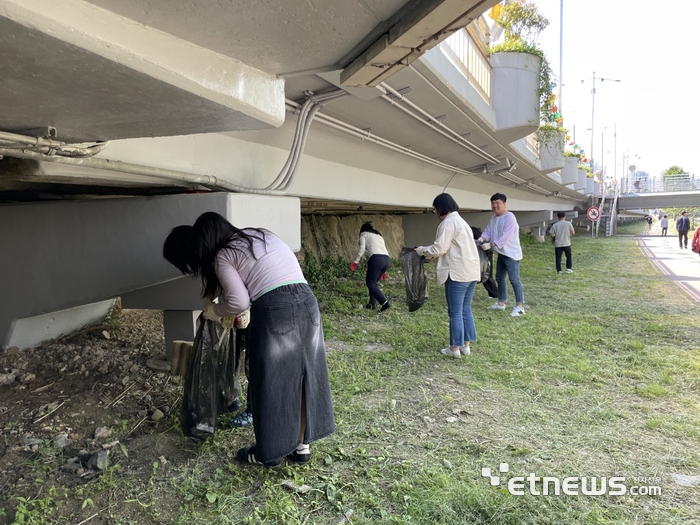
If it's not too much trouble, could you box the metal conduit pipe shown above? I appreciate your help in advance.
[406,65,562,195]
[0,131,64,147]
[0,131,109,158]
[276,90,348,190]
[265,97,316,189]
[266,89,348,190]
[303,104,571,198]
[0,148,291,196]
[407,65,501,144]
[378,91,496,164]
[378,83,500,164]
[285,100,474,176]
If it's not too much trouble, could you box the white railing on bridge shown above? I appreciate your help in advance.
[620,174,700,193]
[441,27,491,104]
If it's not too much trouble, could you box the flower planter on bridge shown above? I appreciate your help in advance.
[561,157,579,184]
[539,131,566,173]
[573,169,587,191]
[490,52,540,143]
[585,177,595,194]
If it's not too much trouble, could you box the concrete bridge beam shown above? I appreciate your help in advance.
[0,193,300,349]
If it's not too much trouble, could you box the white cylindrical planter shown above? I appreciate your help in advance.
[585,177,595,194]
[490,52,541,143]
[561,157,579,184]
[539,131,566,173]
[574,169,587,190]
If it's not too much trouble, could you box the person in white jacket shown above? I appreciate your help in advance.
[351,223,391,312]
[415,193,481,358]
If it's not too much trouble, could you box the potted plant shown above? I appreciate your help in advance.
[489,1,552,142]
[574,163,590,191]
[561,151,580,184]
[537,123,566,173]
[490,0,566,145]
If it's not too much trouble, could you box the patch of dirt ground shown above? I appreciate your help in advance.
[0,308,192,524]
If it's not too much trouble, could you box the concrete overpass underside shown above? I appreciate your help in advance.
[1,0,597,349]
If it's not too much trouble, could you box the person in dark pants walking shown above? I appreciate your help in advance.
[350,223,391,312]
[676,211,691,248]
[660,215,669,236]
[549,211,575,274]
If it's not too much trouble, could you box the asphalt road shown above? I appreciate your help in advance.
[635,225,700,304]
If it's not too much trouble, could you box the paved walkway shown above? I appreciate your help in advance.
[634,224,700,303]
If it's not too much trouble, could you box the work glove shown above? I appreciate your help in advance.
[380,272,387,280]
[480,242,491,251]
[350,262,357,272]
[234,308,251,329]
[202,304,221,323]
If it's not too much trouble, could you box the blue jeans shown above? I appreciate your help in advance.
[444,278,477,347]
[495,254,525,305]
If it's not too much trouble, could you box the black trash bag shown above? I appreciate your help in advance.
[471,226,492,283]
[477,247,491,283]
[400,247,429,312]
[181,316,237,442]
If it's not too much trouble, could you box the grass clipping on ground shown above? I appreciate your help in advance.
[11,224,700,525]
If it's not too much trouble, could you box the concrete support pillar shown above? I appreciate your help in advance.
[163,310,199,361]
[532,225,546,242]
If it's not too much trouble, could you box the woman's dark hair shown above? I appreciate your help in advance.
[490,192,507,203]
[360,222,381,236]
[432,193,459,217]
[191,212,268,299]
[163,225,199,275]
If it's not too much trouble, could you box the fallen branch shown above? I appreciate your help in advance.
[107,382,136,408]
[128,416,148,436]
[74,512,99,525]
[34,401,66,424]
[30,381,56,394]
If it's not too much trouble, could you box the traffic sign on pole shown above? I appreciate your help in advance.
[587,206,601,221]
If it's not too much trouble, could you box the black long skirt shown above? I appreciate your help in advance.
[247,283,335,463]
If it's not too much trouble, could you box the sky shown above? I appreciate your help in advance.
[507,0,700,180]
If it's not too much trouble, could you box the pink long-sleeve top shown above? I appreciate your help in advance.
[481,211,523,261]
[211,230,306,318]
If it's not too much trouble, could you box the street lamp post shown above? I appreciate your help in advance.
[583,73,621,171]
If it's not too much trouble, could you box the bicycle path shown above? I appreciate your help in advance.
[634,224,700,303]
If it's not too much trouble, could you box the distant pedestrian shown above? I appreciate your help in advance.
[660,215,669,236]
[645,215,653,234]
[478,193,525,317]
[676,211,691,248]
[549,211,575,274]
[350,222,391,312]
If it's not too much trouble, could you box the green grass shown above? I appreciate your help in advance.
[11,231,700,524]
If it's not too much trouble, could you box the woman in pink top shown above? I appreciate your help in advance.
[165,212,335,466]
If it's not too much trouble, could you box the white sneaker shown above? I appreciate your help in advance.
[510,307,525,317]
[557,271,562,274]
[489,302,506,310]
[440,347,461,358]
[460,346,471,356]
[566,269,573,274]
